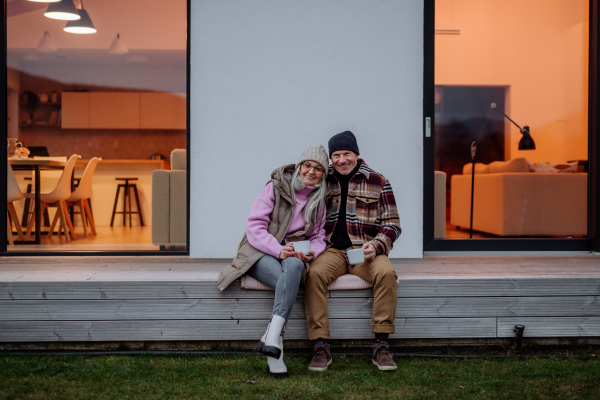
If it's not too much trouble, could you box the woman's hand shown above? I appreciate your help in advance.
[292,250,315,262]
[279,243,295,259]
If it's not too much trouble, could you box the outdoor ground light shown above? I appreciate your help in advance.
[64,0,96,34]
[44,0,80,20]
[468,103,536,238]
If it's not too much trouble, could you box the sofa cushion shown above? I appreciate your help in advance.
[528,161,578,173]
[241,273,399,291]
[241,274,374,291]
[462,163,490,175]
[488,158,529,173]
[171,149,187,171]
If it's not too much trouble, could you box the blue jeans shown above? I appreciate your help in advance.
[246,255,305,337]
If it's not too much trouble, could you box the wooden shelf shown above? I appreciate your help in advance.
[19,102,61,106]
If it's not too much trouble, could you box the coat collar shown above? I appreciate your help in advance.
[271,164,296,203]
[328,159,370,180]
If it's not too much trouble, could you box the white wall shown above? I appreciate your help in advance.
[190,0,424,259]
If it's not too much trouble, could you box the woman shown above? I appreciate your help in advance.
[217,145,329,378]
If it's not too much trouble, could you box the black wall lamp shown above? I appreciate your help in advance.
[469,103,536,238]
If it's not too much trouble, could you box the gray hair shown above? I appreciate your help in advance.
[291,164,327,225]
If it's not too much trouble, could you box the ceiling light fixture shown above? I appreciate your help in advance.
[109,33,128,54]
[44,0,80,21]
[27,0,61,3]
[64,0,96,34]
[37,31,57,52]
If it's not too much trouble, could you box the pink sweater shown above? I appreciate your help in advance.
[246,182,327,259]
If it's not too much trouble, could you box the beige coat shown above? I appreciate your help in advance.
[217,164,317,291]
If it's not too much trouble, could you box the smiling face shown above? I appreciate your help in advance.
[331,150,358,175]
[300,161,325,186]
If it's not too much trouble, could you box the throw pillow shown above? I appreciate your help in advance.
[488,158,530,173]
[527,161,578,173]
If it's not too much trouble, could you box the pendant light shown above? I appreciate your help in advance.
[44,0,80,21]
[37,31,57,52]
[64,0,96,34]
[109,33,128,54]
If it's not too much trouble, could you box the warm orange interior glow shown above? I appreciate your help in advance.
[436,0,589,164]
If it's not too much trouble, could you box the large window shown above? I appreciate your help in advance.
[5,0,188,253]
[431,0,590,246]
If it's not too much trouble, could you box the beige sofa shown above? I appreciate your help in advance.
[152,149,187,247]
[450,158,587,237]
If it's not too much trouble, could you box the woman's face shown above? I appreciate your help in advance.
[300,161,325,186]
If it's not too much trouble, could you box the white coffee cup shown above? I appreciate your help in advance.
[346,248,365,265]
[292,240,311,255]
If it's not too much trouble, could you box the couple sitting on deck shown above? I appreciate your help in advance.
[218,131,402,378]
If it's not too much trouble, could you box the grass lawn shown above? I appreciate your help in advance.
[1,352,599,399]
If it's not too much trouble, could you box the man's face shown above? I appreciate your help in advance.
[331,150,359,175]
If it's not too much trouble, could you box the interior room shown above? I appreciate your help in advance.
[434,0,589,240]
[5,0,187,251]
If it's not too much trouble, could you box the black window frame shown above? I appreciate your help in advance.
[423,0,599,253]
[0,0,191,257]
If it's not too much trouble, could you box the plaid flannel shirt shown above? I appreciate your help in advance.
[325,159,401,255]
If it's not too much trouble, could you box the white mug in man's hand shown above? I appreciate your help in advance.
[346,248,365,265]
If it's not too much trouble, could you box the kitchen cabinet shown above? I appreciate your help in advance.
[140,93,186,129]
[59,91,186,130]
[90,92,140,129]
[61,92,89,129]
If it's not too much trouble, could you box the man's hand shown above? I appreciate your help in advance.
[292,250,315,262]
[280,243,295,259]
[362,242,376,261]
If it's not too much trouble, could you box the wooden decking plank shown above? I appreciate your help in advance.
[3,278,599,300]
[2,296,598,321]
[0,280,275,300]
[0,318,497,341]
[498,317,600,337]
[332,278,600,297]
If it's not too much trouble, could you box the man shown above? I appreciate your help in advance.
[304,130,402,371]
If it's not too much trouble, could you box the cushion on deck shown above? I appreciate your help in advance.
[241,273,376,291]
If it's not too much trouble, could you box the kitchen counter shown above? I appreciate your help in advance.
[76,159,166,170]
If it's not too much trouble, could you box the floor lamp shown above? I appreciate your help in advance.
[469,103,536,238]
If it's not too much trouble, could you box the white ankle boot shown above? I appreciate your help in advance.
[267,336,288,378]
[255,315,285,359]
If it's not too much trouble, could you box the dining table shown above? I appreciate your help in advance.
[9,158,67,245]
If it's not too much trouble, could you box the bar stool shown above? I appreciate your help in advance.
[110,177,144,227]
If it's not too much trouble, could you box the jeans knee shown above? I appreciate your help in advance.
[283,257,304,275]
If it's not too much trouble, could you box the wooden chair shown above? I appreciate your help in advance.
[25,155,79,242]
[57,157,99,238]
[6,160,25,245]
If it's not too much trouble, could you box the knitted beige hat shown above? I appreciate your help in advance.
[296,144,329,177]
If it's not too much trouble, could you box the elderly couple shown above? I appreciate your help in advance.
[218,130,402,378]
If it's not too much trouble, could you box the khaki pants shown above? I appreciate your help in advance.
[304,248,398,340]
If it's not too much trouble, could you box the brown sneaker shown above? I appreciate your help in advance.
[372,342,397,371]
[308,342,332,371]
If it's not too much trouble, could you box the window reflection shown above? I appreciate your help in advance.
[434,0,589,239]
[6,0,187,251]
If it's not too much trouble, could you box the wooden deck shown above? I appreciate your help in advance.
[0,256,599,344]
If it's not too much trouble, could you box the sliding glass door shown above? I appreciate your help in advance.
[424,0,598,252]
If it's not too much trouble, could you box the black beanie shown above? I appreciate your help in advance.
[328,130,359,158]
